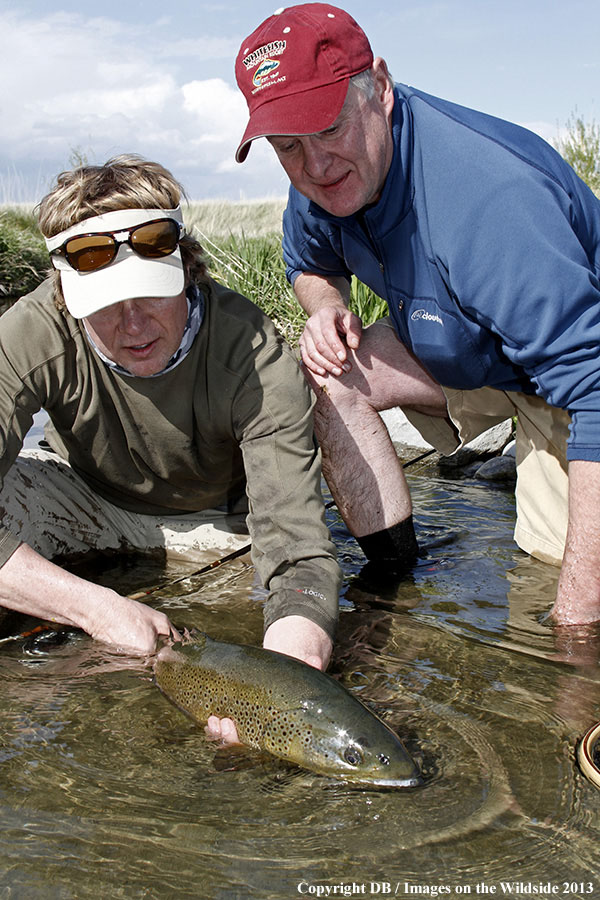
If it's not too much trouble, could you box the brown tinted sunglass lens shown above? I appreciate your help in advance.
[65,235,117,272]
[130,220,179,258]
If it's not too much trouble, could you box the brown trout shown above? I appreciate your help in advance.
[154,634,421,788]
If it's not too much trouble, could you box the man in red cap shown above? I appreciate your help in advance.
[235,3,600,627]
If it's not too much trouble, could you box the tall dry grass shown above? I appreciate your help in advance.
[0,199,387,341]
[185,198,287,237]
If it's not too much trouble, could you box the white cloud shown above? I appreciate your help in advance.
[519,121,560,145]
[154,36,240,61]
[39,78,177,122]
[0,9,281,200]
[182,79,246,129]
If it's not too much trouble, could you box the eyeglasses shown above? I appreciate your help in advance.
[49,218,184,273]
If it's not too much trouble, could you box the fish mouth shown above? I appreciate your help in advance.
[372,776,423,790]
[341,772,424,791]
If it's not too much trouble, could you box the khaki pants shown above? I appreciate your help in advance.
[405,388,570,566]
[0,450,250,565]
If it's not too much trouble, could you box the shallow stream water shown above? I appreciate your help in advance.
[1,464,599,899]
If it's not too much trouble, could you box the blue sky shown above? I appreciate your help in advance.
[1,0,598,202]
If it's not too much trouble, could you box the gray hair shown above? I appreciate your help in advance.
[350,65,394,99]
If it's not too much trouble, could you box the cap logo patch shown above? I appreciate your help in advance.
[253,58,280,86]
[242,40,286,70]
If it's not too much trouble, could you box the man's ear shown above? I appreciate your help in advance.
[372,57,395,115]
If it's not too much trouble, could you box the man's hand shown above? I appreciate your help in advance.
[87,592,180,655]
[293,271,361,376]
[205,616,333,744]
[299,306,363,376]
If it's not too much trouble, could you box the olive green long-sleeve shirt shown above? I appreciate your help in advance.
[0,277,341,636]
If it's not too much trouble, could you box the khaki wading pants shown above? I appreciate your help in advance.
[404,388,571,566]
[0,450,250,565]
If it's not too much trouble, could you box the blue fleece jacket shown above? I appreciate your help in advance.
[282,84,600,462]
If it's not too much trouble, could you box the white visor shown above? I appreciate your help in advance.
[45,207,185,319]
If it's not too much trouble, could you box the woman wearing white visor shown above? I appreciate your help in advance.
[0,154,340,672]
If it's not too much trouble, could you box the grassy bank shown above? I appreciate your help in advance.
[0,207,48,306]
[0,200,387,341]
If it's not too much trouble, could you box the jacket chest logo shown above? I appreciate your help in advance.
[411,309,444,326]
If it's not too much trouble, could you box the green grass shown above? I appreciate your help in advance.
[0,207,48,302]
[195,228,307,344]
[185,198,287,237]
[193,225,387,344]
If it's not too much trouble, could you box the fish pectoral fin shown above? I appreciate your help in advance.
[212,744,264,772]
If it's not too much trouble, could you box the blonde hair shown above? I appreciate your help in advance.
[36,154,207,310]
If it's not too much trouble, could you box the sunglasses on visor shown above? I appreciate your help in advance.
[49,218,184,273]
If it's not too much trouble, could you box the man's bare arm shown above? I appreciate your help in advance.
[552,459,600,625]
[0,542,178,653]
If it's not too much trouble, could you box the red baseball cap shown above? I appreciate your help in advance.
[235,3,373,162]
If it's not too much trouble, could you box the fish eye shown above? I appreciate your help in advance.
[378,754,390,766]
[344,747,363,766]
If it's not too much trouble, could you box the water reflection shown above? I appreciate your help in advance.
[0,471,599,898]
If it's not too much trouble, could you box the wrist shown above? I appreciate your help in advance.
[263,616,332,670]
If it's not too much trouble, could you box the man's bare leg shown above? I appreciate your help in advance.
[304,321,448,564]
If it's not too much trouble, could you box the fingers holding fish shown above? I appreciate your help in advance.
[205,715,241,745]
[89,593,181,655]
